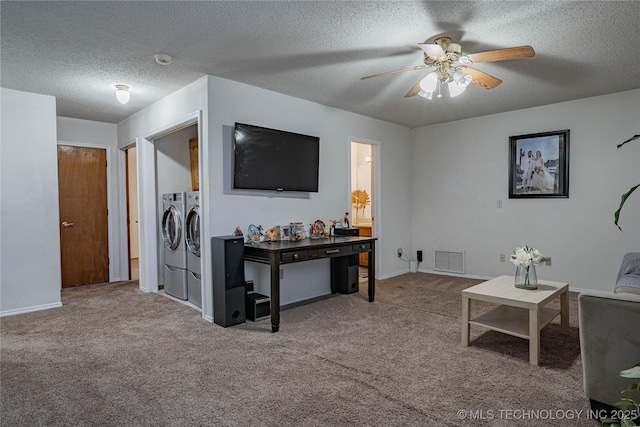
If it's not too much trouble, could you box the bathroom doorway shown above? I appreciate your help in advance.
[350,141,375,276]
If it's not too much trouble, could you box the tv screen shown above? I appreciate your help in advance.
[233,123,320,192]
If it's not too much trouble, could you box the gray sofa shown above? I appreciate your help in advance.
[579,252,640,411]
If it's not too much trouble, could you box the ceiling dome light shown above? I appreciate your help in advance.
[115,85,130,104]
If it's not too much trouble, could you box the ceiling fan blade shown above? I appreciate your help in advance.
[404,80,423,98]
[361,65,426,80]
[418,43,446,59]
[466,46,535,63]
[461,67,502,89]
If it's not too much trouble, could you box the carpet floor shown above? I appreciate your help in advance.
[1,273,592,426]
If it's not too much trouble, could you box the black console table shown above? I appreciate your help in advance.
[244,236,376,332]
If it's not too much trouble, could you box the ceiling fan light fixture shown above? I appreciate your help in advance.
[453,69,472,87]
[115,85,130,104]
[419,72,438,93]
[418,89,433,100]
[448,81,467,98]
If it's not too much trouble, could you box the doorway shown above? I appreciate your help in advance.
[57,145,109,287]
[350,141,375,272]
[125,146,139,280]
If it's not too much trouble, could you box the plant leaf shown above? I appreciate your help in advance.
[621,418,636,427]
[615,397,638,411]
[620,363,640,379]
[614,184,640,231]
[617,134,640,149]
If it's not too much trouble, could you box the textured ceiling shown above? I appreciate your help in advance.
[1,1,639,128]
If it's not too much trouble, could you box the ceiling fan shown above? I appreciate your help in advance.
[361,37,535,99]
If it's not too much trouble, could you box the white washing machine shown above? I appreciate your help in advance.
[185,191,202,308]
[162,192,187,300]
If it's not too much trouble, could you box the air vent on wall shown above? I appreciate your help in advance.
[434,250,465,274]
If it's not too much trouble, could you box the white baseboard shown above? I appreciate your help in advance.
[0,301,63,317]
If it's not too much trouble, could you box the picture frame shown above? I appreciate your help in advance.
[509,129,570,198]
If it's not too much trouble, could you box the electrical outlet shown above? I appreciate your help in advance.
[397,248,402,258]
[497,200,503,209]
[545,257,552,266]
[499,254,506,262]
[280,269,284,279]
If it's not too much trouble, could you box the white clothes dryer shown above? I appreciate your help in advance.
[185,191,202,307]
[162,192,187,299]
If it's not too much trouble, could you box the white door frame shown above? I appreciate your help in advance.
[126,111,205,316]
[117,140,137,282]
[57,140,115,282]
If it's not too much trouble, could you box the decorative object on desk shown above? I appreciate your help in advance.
[343,212,350,227]
[510,245,549,290]
[329,219,339,237]
[233,227,243,236]
[351,189,370,222]
[264,226,279,242]
[281,225,290,241]
[310,219,326,239]
[247,224,262,244]
[290,222,305,241]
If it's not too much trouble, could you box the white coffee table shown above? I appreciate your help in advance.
[461,275,569,365]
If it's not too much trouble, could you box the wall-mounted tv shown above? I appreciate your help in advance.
[233,122,320,192]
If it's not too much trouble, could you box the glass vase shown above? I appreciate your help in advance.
[515,264,537,290]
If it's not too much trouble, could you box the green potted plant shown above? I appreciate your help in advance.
[600,363,640,426]
[614,135,640,231]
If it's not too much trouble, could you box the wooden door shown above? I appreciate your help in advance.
[58,145,109,287]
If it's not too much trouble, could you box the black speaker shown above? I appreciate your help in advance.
[212,236,246,327]
[334,227,360,236]
[331,255,359,294]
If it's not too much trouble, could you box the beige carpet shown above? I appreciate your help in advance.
[1,273,591,426]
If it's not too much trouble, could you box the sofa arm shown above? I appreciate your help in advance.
[579,291,640,406]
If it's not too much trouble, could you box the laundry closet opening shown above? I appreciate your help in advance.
[155,124,202,310]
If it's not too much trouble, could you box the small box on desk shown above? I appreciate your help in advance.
[246,293,270,321]
[334,227,360,236]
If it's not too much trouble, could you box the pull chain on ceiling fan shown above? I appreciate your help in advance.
[361,37,535,100]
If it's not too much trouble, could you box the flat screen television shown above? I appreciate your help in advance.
[233,122,320,192]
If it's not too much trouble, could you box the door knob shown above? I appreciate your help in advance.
[62,221,74,228]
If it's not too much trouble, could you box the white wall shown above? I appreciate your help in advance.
[0,88,62,315]
[205,75,413,312]
[411,89,640,292]
[56,117,120,280]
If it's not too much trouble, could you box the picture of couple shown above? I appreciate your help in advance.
[520,149,556,193]
[509,130,569,199]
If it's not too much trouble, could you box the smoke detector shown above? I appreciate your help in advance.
[154,54,173,65]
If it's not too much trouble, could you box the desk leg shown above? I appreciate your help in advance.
[367,244,375,302]
[529,308,540,366]
[270,254,280,333]
[560,290,570,334]
[461,297,470,346]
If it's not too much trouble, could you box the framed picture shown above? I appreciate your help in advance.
[509,129,570,198]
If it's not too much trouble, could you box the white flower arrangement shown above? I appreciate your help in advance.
[510,245,549,267]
